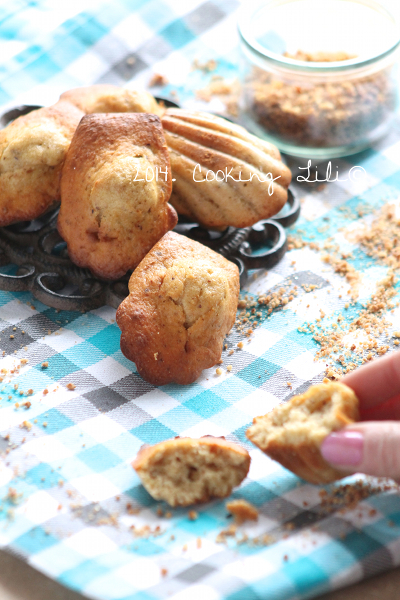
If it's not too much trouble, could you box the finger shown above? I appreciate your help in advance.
[360,394,400,421]
[321,421,400,480]
[342,350,400,409]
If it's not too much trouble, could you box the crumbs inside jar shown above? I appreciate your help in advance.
[243,51,397,149]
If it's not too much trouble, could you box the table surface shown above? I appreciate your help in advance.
[1,550,400,600]
[3,2,400,600]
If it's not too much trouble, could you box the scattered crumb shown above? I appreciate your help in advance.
[192,58,218,73]
[4,487,23,505]
[195,76,240,116]
[148,73,168,87]
[226,499,259,524]
[319,479,398,513]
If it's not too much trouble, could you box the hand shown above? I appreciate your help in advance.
[320,350,400,480]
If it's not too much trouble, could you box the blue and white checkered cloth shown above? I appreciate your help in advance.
[2,2,400,599]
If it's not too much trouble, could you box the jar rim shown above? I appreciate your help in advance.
[238,0,400,72]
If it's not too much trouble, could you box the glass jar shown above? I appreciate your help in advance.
[238,0,400,158]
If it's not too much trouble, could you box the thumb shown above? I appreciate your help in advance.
[321,421,400,481]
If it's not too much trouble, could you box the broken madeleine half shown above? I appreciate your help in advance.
[133,436,251,507]
[246,382,359,484]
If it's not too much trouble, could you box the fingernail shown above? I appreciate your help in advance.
[321,431,363,466]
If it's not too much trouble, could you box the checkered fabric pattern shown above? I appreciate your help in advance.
[1,2,400,600]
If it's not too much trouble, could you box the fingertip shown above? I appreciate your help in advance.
[321,431,363,467]
[335,421,400,480]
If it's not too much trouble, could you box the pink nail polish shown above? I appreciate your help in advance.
[321,431,363,466]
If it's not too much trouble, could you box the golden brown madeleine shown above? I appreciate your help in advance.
[161,108,292,229]
[133,436,250,506]
[0,101,84,226]
[116,231,239,385]
[58,113,177,280]
[59,84,163,116]
[246,382,360,484]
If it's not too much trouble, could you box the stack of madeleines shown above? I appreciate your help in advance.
[0,88,362,500]
[0,84,292,386]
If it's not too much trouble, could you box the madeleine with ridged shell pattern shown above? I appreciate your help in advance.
[161,108,292,229]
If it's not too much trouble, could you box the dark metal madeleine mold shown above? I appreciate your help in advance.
[0,104,42,128]
[174,219,288,287]
[0,190,298,309]
[0,209,131,310]
[154,96,180,109]
[272,188,300,227]
[0,103,300,309]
